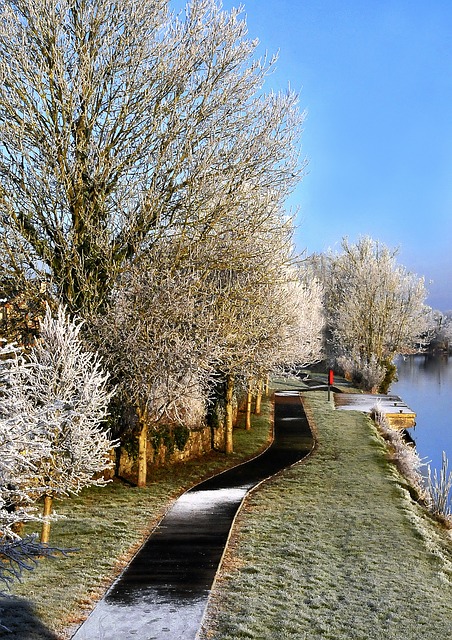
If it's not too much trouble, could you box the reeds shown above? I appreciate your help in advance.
[426,451,452,521]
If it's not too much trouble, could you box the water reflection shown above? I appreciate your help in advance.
[392,354,452,472]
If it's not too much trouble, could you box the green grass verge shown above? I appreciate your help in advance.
[5,400,273,640]
[200,388,452,640]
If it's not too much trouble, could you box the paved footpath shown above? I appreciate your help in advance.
[72,391,313,640]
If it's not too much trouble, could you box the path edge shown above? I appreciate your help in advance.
[196,390,318,639]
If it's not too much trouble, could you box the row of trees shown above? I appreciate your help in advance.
[427,310,452,352]
[92,240,325,482]
[0,0,325,582]
[0,0,323,453]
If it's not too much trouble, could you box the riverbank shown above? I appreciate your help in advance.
[200,385,452,639]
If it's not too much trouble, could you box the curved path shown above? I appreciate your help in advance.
[72,391,313,640]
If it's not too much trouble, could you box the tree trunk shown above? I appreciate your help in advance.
[137,407,148,488]
[40,494,53,544]
[263,373,269,397]
[255,379,262,415]
[245,382,252,431]
[224,374,235,454]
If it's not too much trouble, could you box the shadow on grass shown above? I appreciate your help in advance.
[0,597,58,639]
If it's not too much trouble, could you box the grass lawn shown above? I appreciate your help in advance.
[4,400,273,640]
[200,386,452,640]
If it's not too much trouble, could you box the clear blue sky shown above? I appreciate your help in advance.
[174,1,452,311]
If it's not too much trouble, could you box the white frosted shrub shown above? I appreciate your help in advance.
[1,305,118,548]
[28,306,118,497]
[337,352,385,392]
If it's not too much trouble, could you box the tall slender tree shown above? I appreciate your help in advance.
[202,245,323,453]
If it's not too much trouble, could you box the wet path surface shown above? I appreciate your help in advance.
[72,391,313,639]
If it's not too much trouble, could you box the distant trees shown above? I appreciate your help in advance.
[272,266,324,370]
[426,309,452,352]
[317,237,432,391]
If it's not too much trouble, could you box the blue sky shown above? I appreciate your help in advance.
[174,1,452,310]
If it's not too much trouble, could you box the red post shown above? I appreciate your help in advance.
[328,369,334,401]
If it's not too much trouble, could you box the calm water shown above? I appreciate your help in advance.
[391,354,452,473]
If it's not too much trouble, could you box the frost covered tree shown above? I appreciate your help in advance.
[93,244,218,487]
[319,237,432,391]
[94,214,315,462]
[206,268,265,452]
[0,343,55,585]
[200,224,324,452]
[242,265,324,432]
[232,265,324,433]
[1,307,117,543]
[0,0,303,318]
[270,265,325,370]
[199,220,294,452]
[426,309,452,352]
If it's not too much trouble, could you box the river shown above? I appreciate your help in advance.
[391,353,452,475]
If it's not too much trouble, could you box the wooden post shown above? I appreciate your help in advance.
[137,407,148,488]
[40,494,53,544]
[224,374,235,454]
[245,381,252,431]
